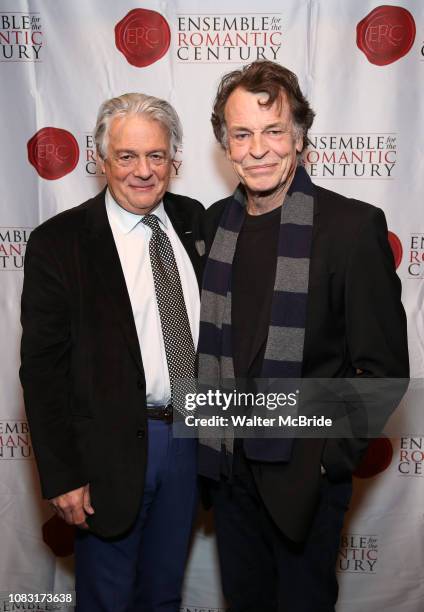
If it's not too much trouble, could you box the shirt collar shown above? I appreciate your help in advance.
[105,188,168,235]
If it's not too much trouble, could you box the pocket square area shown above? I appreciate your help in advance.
[195,239,206,256]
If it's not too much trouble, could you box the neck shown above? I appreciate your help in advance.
[246,179,292,216]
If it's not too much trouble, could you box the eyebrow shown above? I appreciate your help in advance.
[114,149,137,155]
[114,148,168,155]
[230,122,288,132]
[264,122,287,130]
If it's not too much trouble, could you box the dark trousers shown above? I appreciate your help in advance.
[209,456,352,612]
[74,419,198,612]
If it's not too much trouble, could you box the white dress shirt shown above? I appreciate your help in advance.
[105,189,200,406]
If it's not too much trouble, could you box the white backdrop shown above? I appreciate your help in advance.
[0,1,423,610]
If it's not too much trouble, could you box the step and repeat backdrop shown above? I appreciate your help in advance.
[0,1,423,610]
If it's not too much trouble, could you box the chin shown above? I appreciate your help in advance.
[253,172,294,193]
[247,181,280,194]
[133,198,156,207]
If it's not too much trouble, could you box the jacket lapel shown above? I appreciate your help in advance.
[82,190,143,373]
[163,193,203,291]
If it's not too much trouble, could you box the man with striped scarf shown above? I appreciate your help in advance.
[197,61,408,611]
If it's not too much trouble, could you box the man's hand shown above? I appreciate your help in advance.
[49,484,94,529]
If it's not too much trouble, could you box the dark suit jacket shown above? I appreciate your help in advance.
[202,182,409,542]
[20,189,204,538]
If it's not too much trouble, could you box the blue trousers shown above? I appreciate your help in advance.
[75,420,198,612]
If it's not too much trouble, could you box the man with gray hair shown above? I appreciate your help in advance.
[20,93,204,611]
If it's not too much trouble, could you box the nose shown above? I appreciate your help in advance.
[133,156,153,179]
[249,132,268,159]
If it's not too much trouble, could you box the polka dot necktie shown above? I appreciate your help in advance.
[141,214,196,412]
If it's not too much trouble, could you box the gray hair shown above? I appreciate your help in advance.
[94,93,183,159]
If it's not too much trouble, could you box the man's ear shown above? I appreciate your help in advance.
[97,151,106,173]
[225,138,234,161]
[295,135,303,154]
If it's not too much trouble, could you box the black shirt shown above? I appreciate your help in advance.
[222,205,281,479]
[232,205,281,378]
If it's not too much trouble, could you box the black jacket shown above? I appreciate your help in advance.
[20,189,204,538]
[201,183,409,542]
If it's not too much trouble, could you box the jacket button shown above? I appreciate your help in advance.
[137,378,144,390]
[136,429,145,439]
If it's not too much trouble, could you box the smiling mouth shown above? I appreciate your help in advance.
[244,164,277,172]
[129,184,155,189]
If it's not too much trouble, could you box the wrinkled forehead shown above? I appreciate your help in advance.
[109,113,168,135]
[107,113,170,149]
[224,87,293,125]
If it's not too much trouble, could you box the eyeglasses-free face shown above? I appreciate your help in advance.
[224,87,302,207]
[100,114,172,215]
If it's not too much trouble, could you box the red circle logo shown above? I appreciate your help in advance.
[388,230,403,269]
[356,5,416,66]
[115,9,171,68]
[27,127,79,180]
[354,437,393,479]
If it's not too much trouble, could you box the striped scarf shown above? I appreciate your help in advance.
[198,166,315,476]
